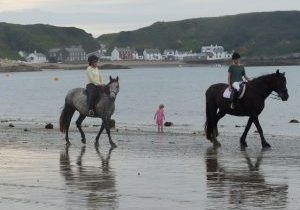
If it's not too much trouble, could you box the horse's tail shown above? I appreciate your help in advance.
[205,91,217,141]
[59,102,75,133]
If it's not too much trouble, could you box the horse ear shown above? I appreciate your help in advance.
[283,72,285,76]
[116,76,119,81]
[109,76,112,81]
[276,69,280,75]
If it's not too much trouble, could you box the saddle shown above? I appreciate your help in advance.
[223,82,246,99]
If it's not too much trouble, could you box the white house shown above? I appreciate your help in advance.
[111,48,121,61]
[26,51,47,63]
[143,49,162,61]
[132,49,140,60]
[175,50,193,61]
[163,49,175,60]
[201,45,232,60]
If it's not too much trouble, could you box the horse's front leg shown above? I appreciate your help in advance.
[240,117,253,147]
[215,111,226,137]
[106,126,117,148]
[252,116,271,148]
[76,114,87,144]
[95,120,105,147]
[103,118,117,148]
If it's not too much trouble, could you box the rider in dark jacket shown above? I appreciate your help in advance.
[228,52,251,109]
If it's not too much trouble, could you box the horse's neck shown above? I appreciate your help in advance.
[249,76,273,99]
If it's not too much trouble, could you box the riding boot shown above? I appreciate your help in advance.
[230,89,238,109]
[86,83,97,116]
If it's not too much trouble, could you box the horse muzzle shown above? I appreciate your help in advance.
[110,93,117,101]
[279,91,289,101]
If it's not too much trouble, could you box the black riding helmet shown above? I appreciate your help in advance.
[232,52,241,60]
[88,55,99,64]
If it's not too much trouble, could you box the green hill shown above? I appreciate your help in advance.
[0,23,99,59]
[97,11,300,57]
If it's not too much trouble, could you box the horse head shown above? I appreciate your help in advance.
[107,76,119,101]
[274,69,289,101]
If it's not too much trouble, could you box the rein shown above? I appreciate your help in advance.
[270,93,281,100]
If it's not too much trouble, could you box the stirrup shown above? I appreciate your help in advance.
[230,103,235,109]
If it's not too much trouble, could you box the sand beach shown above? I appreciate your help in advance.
[0,121,300,210]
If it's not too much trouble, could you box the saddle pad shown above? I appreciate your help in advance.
[223,88,231,99]
[223,85,247,99]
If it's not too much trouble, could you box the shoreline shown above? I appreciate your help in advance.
[1,120,299,140]
[0,60,186,73]
[1,58,300,73]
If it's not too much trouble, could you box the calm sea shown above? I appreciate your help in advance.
[0,66,299,136]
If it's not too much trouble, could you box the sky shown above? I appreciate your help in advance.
[0,0,300,37]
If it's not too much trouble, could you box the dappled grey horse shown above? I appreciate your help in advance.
[59,76,119,147]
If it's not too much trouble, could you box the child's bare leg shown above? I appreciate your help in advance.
[157,125,160,132]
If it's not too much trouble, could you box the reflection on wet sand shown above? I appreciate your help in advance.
[60,145,117,209]
[205,147,288,209]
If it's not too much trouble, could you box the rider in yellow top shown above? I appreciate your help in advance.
[86,55,103,116]
[228,52,251,109]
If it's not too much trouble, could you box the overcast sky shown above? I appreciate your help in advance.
[0,0,299,37]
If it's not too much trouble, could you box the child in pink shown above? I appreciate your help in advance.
[154,104,165,133]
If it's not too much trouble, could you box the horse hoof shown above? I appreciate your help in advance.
[240,142,248,147]
[81,138,86,144]
[213,141,221,148]
[262,142,271,148]
[94,141,99,147]
[110,142,117,148]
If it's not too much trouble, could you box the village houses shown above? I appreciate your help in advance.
[201,45,232,60]
[143,49,162,61]
[48,45,86,63]
[26,50,47,63]
[163,49,175,60]
[174,50,193,61]
[111,47,140,61]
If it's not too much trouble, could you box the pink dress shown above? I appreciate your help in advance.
[154,109,165,126]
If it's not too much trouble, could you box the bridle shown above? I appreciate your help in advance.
[270,87,288,100]
[107,81,119,100]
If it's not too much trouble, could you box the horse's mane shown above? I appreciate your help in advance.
[251,73,277,82]
[249,72,280,85]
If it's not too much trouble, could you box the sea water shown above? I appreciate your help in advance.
[0,65,299,136]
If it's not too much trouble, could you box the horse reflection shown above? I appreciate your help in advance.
[205,147,288,209]
[60,145,117,209]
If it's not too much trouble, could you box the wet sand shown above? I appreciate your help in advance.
[0,124,300,210]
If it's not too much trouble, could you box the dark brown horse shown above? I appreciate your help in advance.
[205,70,289,148]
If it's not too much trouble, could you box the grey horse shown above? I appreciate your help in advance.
[59,76,119,147]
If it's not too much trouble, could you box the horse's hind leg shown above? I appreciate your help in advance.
[240,117,253,147]
[76,114,87,144]
[206,104,221,147]
[215,111,226,137]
